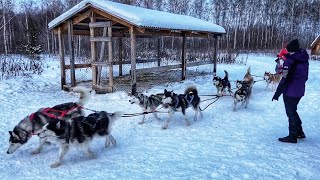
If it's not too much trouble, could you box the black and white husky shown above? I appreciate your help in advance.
[38,111,122,168]
[213,70,232,96]
[129,93,163,124]
[7,87,91,155]
[161,86,202,129]
[233,80,252,111]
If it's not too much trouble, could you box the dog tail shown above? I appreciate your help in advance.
[246,67,251,74]
[71,86,91,106]
[108,111,124,122]
[224,70,229,79]
[184,86,198,95]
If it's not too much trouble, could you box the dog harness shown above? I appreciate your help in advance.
[172,94,194,110]
[29,103,82,121]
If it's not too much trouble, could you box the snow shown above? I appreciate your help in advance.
[1,54,320,179]
[48,0,226,34]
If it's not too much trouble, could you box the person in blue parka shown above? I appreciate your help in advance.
[272,39,309,143]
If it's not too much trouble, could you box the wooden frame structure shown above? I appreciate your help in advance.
[311,35,320,56]
[49,1,225,94]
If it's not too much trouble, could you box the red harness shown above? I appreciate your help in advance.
[29,105,82,121]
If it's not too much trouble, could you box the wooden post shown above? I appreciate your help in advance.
[58,27,66,90]
[97,26,107,84]
[108,26,113,91]
[119,36,123,76]
[213,34,218,77]
[157,37,161,66]
[90,12,97,86]
[68,20,76,87]
[130,26,137,95]
[181,33,187,80]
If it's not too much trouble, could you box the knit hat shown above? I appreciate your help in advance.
[286,39,300,52]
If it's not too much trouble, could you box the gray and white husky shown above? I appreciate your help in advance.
[129,93,163,124]
[6,87,91,155]
[233,80,252,111]
[38,111,122,168]
[213,70,232,96]
[161,86,202,129]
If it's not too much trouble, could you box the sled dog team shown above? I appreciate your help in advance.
[7,67,276,168]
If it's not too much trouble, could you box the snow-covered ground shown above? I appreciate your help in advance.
[0,54,319,179]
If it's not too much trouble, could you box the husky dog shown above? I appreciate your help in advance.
[7,87,90,155]
[129,93,163,124]
[233,80,252,111]
[161,86,202,129]
[38,111,122,168]
[213,70,232,96]
[243,67,254,89]
[264,71,281,91]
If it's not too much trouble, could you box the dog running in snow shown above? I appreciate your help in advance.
[38,111,122,168]
[7,87,91,155]
[161,86,202,129]
[233,80,252,111]
[264,71,281,91]
[243,67,254,89]
[213,70,232,96]
[129,93,163,124]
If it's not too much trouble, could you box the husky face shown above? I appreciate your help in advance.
[212,76,221,86]
[161,89,174,106]
[236,80,244,89]
[264,72,271,81]
[7,130,28,154]
[129,94,146,107]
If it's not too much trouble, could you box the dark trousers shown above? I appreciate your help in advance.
[283,95,302,137]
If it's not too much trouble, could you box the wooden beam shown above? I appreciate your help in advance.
[90,37,111,42]
[58,27,66,89]
[136,27,145,33]
[181,33,187,80]
[61,10,91,30]
[68,20,76,87]
[157,37,161,66]
[119,36,123,76]
[92,8,133,28]
[65,63,91,69]
[130,26,137,95]
[89,21,111,28]
[136,64,182,74]
[108,26,114,91]
[213,35,218,77]
[73,30,90,36]
[97,26,107,84]
[90,11,97,86]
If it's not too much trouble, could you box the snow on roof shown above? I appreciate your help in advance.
[48,0,226,34]
[310,34,320,48]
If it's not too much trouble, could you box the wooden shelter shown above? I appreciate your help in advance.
[310,35,320,55]
[49,0,226,94]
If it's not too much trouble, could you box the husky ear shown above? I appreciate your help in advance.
[9,131,12,136]
[56,121,61,129]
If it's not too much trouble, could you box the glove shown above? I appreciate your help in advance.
[272,93,280,101]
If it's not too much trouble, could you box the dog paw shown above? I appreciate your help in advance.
[87,152,96,159]
[162,125,168,130]
[138,121,144,125]
[31,149,41,155]
[50,162,61,168]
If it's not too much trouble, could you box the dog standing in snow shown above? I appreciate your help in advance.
[161,86,202,129]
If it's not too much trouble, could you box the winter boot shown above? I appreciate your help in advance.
[297,119,306,138]
[279,121,298,143]
[278,135,297,143]
[297,127,306,139]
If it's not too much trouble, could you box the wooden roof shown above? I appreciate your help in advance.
[49,0,226,37]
